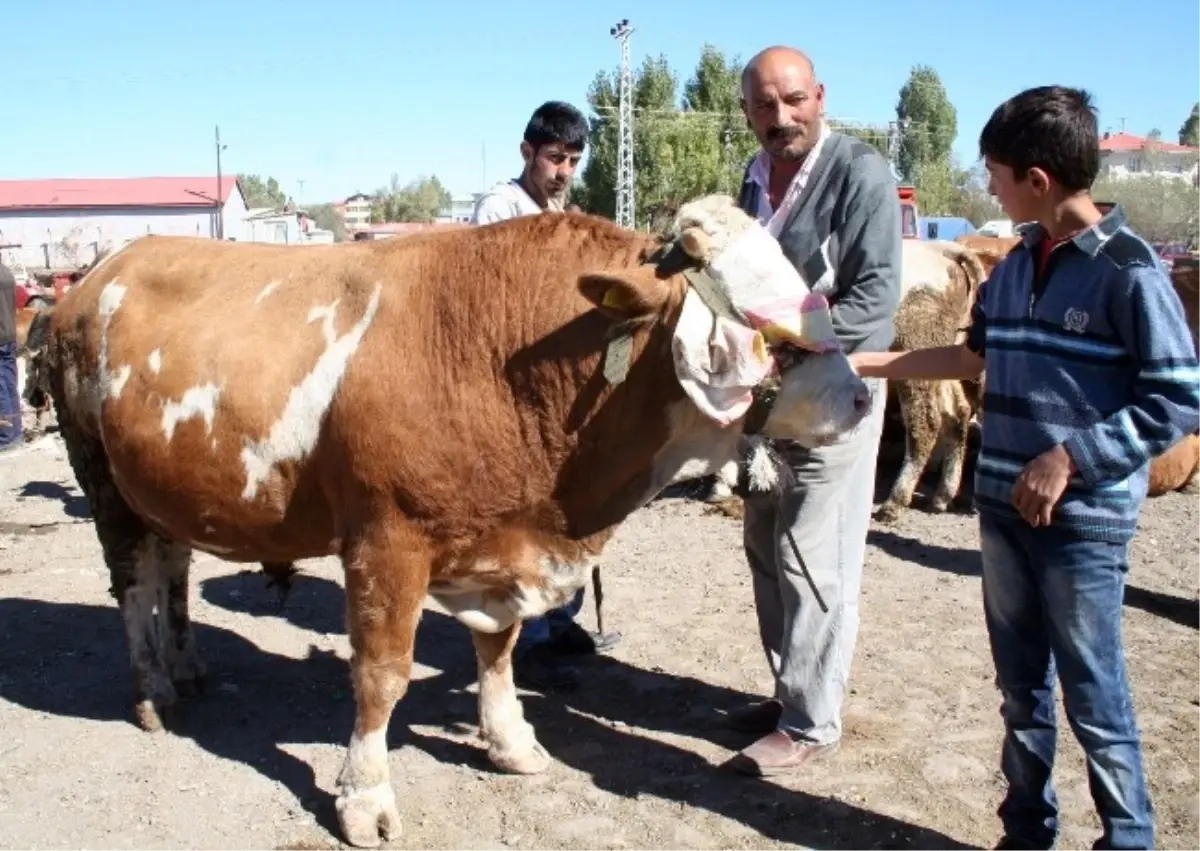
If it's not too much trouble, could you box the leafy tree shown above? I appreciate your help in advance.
[304,202,350,242]
[895,65,957,183]
[238,174,287,209]
[1179,103,1199,147]
[579,46,759,229]
[370,175,452,223]
[1093,174,1199,246]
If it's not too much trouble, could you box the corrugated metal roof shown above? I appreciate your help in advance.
[0,176,241,210]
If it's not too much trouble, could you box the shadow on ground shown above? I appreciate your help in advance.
[0,574,977,850]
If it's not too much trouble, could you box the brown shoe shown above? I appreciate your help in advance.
[723,699,783,734]
[724,730,839,777]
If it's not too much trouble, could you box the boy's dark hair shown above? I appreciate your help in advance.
[979,85,1100,192]
[524,101,589,152]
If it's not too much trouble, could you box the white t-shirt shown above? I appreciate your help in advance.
[470,178,561,224]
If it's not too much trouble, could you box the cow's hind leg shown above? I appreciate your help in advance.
[55,412,197,730]
[931,382,973,513]
[335,525,427,848]
[472,624,550,774]
[876,381,940,523]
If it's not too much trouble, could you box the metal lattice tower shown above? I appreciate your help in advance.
[610,19,635,229]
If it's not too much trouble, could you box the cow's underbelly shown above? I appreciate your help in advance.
[428,553,599,633]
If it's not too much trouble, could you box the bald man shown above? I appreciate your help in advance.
[723,47,902,776]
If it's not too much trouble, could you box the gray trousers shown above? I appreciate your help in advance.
[742,377,887,745]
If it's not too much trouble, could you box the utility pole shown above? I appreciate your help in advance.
[214,125,227,239]
[610,19,635,230]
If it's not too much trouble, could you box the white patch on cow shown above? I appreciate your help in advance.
[110,364,132,399]
[97,281,129,402]
[240,284,383,501]
[648,400,742,497]
[430,554,598,633]
[900,240,956,297]
[336,726,400,841]
[306,301,341,347]
[161,383,221,441]
[16,356,26,410]
[254,280,281,305]
[148,349,162,374]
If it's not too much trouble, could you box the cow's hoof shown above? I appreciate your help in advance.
[873,503,903,524]
[133,698,170,732]
[929,497,952,513]
[336,784,402,848]
[132,679,178,732]
[489,740,551,775]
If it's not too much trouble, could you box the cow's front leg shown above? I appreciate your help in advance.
[472,623,550,774]
[335,530,427,849]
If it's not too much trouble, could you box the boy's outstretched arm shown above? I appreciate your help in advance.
[1063,264,1200,487]
[850,342,984,381]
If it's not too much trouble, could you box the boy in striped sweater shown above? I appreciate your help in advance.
[852,85,1199,850]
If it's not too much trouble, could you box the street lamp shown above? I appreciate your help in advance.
[215,125,227,239]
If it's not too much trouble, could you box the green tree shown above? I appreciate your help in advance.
[238,174,288,209]
[1179,103,1199,147]
[1093,173,1199,246]
[304,202,350,242]
[370,175,452,223]
[895,65,957,183]
[579,46,759,229]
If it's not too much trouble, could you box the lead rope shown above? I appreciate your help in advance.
[591,563,605,637]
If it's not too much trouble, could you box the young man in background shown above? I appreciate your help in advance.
[471,100,619,692]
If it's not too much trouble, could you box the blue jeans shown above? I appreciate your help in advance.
[516,587,585,657]
[979,512,1154,850]
[0,341,21,448]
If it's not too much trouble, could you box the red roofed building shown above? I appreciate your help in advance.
[0,176,248,270]
[1098,132,1199,184]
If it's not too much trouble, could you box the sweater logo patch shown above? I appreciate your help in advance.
[1063,307,1090,333]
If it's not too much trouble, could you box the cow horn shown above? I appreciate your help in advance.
[678,227,712,262]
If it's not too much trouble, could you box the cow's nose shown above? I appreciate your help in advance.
[853,387,872,413]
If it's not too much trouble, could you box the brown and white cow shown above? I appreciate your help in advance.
[869,238,990,521]
[43,194,870,847]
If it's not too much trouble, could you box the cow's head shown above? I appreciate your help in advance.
[578,194,871,448]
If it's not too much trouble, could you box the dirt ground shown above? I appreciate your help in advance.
[0,421,1197,851]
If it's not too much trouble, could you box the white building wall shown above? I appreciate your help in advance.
[1100,149,1199,182]
[0,187,250,269]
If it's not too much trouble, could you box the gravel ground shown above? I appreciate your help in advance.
[0,423,1196,850]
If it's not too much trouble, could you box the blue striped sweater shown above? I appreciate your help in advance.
[966,206,1200,543]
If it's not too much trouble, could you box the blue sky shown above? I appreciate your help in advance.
[4,0,1197,205]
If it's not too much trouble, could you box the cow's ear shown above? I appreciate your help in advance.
[578,266,673,321]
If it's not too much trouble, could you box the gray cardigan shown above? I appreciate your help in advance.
[737,133,903,354]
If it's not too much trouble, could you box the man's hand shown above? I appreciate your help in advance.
[1011,444,1075,527]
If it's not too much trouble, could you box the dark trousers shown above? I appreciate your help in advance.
[0,341,21,447]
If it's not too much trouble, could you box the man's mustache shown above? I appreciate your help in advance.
[766,124,804,142]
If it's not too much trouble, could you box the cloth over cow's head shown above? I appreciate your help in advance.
[578,194,871,455]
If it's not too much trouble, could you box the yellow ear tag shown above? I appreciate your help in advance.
[602,287,628,311]
[751,331,770,363]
